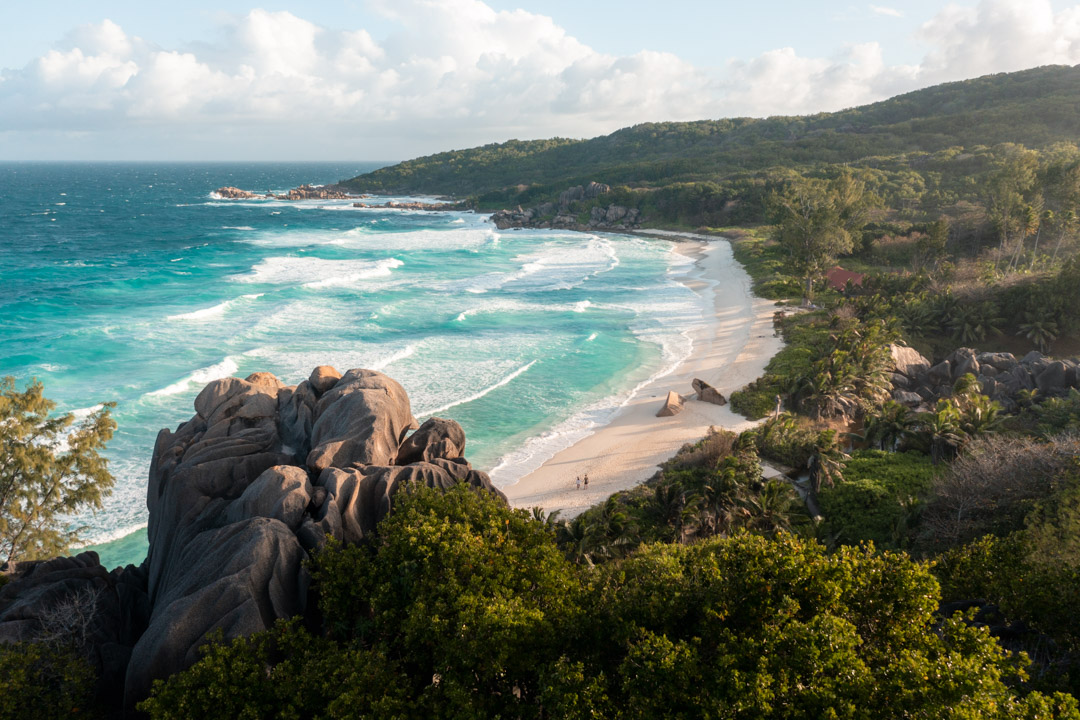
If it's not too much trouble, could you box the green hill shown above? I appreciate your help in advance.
[341,65,1080,208]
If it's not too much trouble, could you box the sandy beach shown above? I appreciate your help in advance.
[502,231,784,517]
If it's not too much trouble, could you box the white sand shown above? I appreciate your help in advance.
[501,232,785,517]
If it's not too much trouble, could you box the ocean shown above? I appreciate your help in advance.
[0,162,705,568]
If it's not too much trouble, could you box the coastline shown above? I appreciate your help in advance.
[501,231,783,518]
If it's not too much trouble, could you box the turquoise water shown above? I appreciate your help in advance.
[0,162,704,568]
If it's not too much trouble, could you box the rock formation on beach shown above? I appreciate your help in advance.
[490,181,644,231]
[0,366,502,709]
[692,378,728,406]
[657,390,685,417]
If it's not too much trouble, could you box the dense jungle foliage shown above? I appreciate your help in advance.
[342,65,1080,225]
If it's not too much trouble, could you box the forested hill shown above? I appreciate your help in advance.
[341,65,1080,203]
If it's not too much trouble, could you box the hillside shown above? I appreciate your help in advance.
[341,65,1080,205]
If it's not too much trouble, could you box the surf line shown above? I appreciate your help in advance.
[418,360,537,417]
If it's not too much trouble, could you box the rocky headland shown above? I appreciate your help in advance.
[0,366,502,709]
[490,181,643,232]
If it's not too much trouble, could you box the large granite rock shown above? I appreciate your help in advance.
[888,344,930,379]
[692,378,727,406]
[0,366,505,710]
[657,391,685,417]
[889,344,1078,412]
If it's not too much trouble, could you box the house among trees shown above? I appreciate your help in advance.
[826,266,865,292]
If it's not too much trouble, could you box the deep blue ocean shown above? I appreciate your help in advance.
[0,162,704,568]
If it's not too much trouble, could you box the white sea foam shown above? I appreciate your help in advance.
[489,248,709,487]
[367,344,417,370]
[147,357,239,397]
[230,256,403,287]
[222,225,255,231]
[453,297,595,321]
[303,258,404,289]
[69,403,105,421]
[36,363,68,372]
[464,235,618,294]
[241,343,418,384]
[488,320,697,488]
[167,294,264,321]
[73,522,148,549]
[417,360,537,417]
[244,224,495,252]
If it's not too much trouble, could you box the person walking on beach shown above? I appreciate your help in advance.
[583,474,589,489]
[576,476,581,490]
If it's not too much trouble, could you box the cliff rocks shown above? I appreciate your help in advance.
[887,344,1080,411]
[0,366,503,709]
[491,181,643,231]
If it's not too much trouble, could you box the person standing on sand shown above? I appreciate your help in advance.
[576,476,581,490]
[583,474,589,489]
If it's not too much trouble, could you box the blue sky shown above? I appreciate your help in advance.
[1,0,1078,160]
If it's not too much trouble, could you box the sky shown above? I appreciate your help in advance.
[1,0,1079,161]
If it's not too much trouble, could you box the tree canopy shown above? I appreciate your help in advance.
[0,377,115,566]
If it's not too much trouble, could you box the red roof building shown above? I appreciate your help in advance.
[825,266,865,292]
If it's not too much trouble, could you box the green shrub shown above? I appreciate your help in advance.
[749,414,819,468]
[0,642,100,719]
[139,620,409,720]
[818,450,936,549]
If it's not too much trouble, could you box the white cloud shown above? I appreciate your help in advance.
[2,0,1080,158]
[870,5,904,18]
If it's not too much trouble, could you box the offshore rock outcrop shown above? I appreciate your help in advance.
[491,181,643,231]
[0,366,502,709]
[212,184,357,201]
[352,200,452,211]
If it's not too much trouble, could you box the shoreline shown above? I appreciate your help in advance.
[79,225,779,563]
[501,230,784,518]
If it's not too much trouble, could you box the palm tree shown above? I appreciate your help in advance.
[585,496,638,561]
[956,392,1003,438]
[556,517,594,566]
[947,302,1003,344]
[918,402,966,464]
[647,482,698,543]
[697,468,740,537]
[1030,209,1054,270]
[807,429,848,492]
[1018,313,1058,353]
[863,401,917,450]
[739,479,797,535]
[1052,210,1077,263]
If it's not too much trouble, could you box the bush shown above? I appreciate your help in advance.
[0,642,100,719]
[749,414,818,468]
[818,450,937,549]
[921,433,1080,551]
